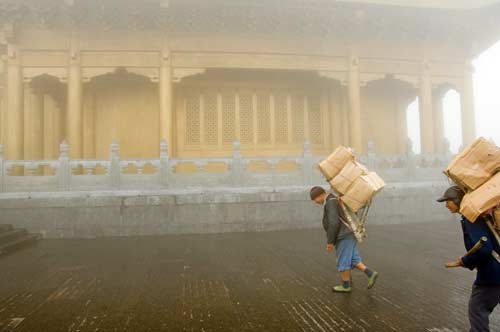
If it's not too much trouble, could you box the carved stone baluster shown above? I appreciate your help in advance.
[367,139,376,170]
[195,161,205,172]
[26,163,37,176]
[269,160,278,171]
[231,141,242,186]
[0,145,3,192]
[159,139,169,187]
[84,164,94,175]
[406,138,416,182]
[302,140,313,185]
[443,138,453,164]
[136,161,145,175]
[58,141,71,191]
[109,141,120,189]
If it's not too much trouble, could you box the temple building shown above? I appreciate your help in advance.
[0,0,500,237]
[1,0,499,164]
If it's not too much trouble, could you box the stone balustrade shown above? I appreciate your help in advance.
[0,139,453,193]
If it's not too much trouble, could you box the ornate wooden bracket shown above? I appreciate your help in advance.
[317,71,347,85]
[23,67,68,82]
[172,68,206,83]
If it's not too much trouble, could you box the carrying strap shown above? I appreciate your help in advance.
[334,197,354,232]
[330,197,353,232]
[485,219,500,265]
[326,195,351,243]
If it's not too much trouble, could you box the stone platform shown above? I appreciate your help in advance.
[0,182,452,238]
[0,221,498,332]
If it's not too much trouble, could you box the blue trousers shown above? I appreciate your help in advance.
[469,284,500,332]
[335,235,362,272]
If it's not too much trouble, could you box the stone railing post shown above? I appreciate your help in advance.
[405,138,416,182]
[0,145,4,192]
[302,140,313,185]
[231,141,243,186]
[159,139,169,187]
[58,140,71,191]
[367,139,376,170]
[443,138,453,165]
[109,140,120,189]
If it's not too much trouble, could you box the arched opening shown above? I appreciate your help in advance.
[86,68,159,159]
[361,76,416,154]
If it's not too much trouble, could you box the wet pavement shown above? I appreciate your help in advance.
[0,221,499,332]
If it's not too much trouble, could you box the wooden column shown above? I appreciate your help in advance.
[159,51,173,156]
[67,48,83,158]
[329,84,343,149]
[43,95,57,160]
[460,61,477,146]
[340,85,350,146]
[5,45,23,160]
[348,56,362,153]
[82,88,95,159]
[0,88,4,146]
[418,61,434,154]
[321,92,329,151]
[432,92,445,154]
[23,82,32,160]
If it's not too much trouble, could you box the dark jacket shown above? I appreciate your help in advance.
[322,194,352,245]
[460,216,500,286]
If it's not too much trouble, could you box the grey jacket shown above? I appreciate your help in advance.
[322,194,352,245]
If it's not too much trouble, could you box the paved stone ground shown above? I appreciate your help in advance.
[0,221,499,332]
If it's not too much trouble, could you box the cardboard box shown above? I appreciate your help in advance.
[460,172,500,222]
[319,146,355,181]
[341,172,386,212]
[445,137,500,191]
[329,160,368,195]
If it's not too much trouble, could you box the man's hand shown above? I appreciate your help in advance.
[326,244,334,252]
[445,257,465,268]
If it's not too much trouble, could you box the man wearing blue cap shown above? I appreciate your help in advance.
[438,185,500,332]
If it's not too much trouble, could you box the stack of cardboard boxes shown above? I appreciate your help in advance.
[319,146,386,212]
[444,137,500,224]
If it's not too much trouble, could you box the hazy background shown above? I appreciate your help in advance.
[406,40,500,153]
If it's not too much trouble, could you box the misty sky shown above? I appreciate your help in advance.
[406,40,500,153]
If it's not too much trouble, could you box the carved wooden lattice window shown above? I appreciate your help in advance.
[222,91,236,144]
[308,95,323,145]
[291,95,305,143]
[239,92,253,144]
[185,94,200,145]
[203,92,218,146]
[257,93,271,144]
[180,87,328,154]
[274,92,288,144]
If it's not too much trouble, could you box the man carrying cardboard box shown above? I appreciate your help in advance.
[438,186,500,332]
[310,186,379,293]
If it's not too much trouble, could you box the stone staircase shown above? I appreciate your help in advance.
[0,224,41,256]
